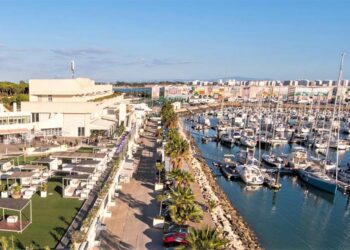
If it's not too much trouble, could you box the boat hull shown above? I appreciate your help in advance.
[298,170,337,194]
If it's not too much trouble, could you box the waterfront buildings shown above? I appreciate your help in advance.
[21,78,126,137]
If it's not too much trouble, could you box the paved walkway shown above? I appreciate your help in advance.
[99,120,163,250]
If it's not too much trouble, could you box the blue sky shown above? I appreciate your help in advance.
[0,0,349,82]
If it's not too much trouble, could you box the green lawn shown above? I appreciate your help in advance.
[76,147,99,153]
[1,179,83,249]
[10,155,39,166]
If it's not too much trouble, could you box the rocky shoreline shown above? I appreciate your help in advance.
[179,123,261,250]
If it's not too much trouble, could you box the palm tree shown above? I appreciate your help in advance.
[165,133,189,169]
[168,187,202,225]
[169,203,203,225]
[169,187,195,207]
[168,169,194,187]
[187,226,229,250]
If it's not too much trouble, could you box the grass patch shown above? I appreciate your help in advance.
[1,179,83,249]
[8,155,39,166]
[76,147,99,153]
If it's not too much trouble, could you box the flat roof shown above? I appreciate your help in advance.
[71,166,95,174]
[78,159,101,165]
[9,172,36,178]
[63,174,91,180]
[0,198,30,210]
[32,158,55,164]
[51,152,105,159]
[18,165,46,171]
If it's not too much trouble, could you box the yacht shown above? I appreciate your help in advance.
[286,149,309,170]
[298,166,337,194]
[236,164,264,185]
[262,153,284,168]
[240,128,257,148]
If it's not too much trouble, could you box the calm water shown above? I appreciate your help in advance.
[184,118,350,250]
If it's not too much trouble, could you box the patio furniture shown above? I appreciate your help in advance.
[7,215,18,223]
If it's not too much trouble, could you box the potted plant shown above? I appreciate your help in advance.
[154,162,164,191]
[40,183,48,198]
[0,183,7,198]
[153,194,166,228]
[11,185,22,199]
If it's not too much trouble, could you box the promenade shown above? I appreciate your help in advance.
[97,115,214,249]
[98,120,163,250]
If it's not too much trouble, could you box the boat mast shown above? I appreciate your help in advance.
[325,53,345,176]
[335,53,345,183]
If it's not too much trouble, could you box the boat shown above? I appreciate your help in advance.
[219,164,238,179]
[298,166,337,194]
[220,134,235,147]
[240,129,257,148]
[262,153,284,168]
[286,149,309,170]
[236,164,264,185]
[275,124,286,133]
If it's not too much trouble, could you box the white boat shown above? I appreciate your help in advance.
[240,129,257,148]
[236,164,264,185]
[275,124,286,133]
[287,150,309,170]
[262,153,284,168]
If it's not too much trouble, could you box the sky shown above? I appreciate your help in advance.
[0,0,349,82]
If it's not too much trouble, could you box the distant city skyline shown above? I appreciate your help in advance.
[0,0,349,82]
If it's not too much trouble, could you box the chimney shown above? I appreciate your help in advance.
[13,102,17,112]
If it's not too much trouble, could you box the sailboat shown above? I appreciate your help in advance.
[298,53,345,194]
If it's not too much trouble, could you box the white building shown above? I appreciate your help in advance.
[21,78,125,137]
[0,103,34,143]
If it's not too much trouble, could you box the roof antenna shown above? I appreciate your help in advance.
[70,60,75,78]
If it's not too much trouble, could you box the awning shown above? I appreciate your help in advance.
[90,119,116,130]
[0,128,29,135]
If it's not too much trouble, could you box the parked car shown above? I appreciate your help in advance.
[163,232,188,247]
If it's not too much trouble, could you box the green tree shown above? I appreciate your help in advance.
[168,169,194,187]
[165,130,189,169]
[187,226,229,250]
[169,203,203,225]
[168,187,203,225]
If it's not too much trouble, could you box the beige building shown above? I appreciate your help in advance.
[21,78,125,137]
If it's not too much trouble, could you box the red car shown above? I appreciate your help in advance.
[163,232,188,247]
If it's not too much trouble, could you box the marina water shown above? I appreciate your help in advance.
[184,118,350,250]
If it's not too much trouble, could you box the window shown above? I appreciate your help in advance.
[48,95,52,102]
[78,127,85,137]
[32,113,39,122]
